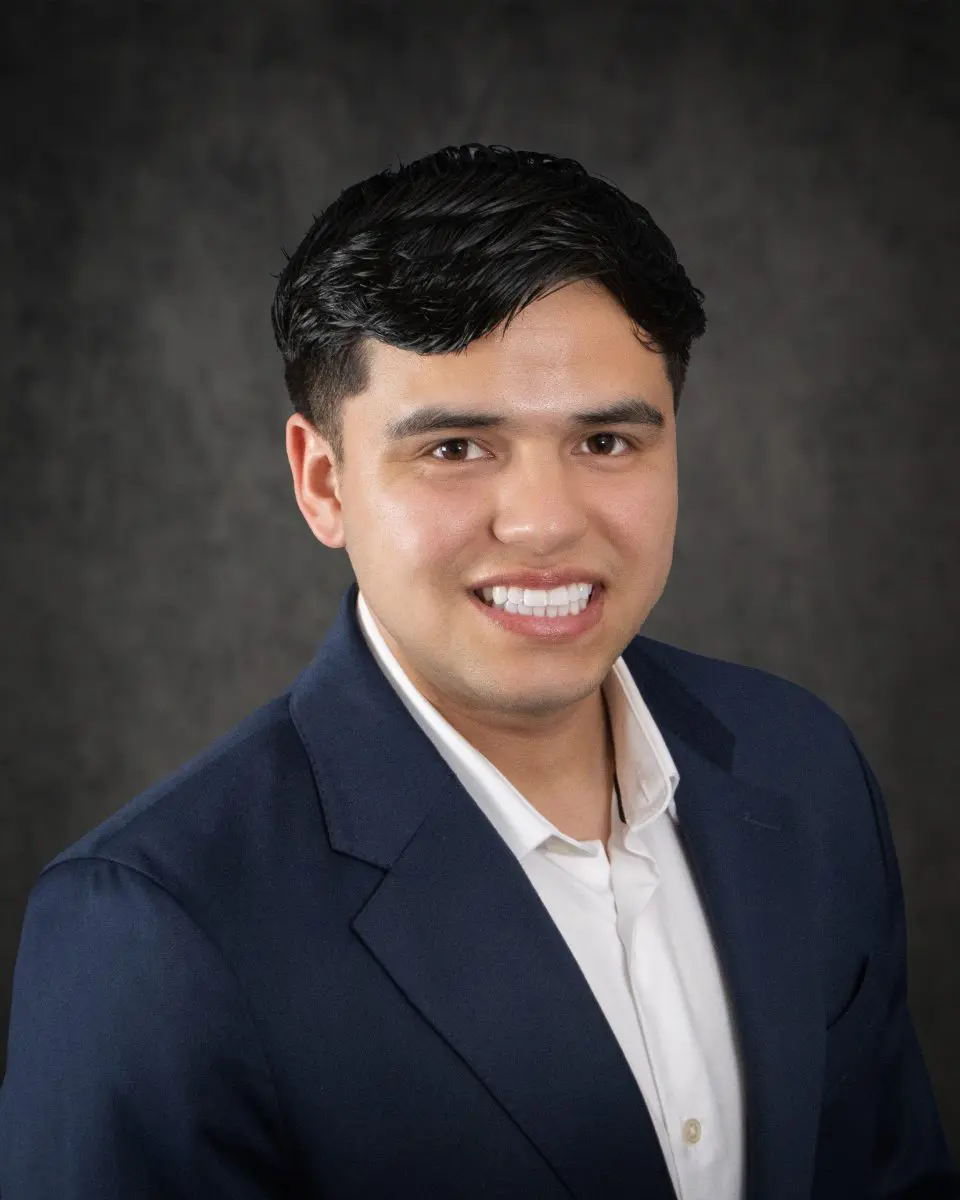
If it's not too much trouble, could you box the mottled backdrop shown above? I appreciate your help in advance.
[3,0,959,1150]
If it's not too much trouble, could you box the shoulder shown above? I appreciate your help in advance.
[630,633,851,737]
[45,692,322,910]
[626,634,868,797]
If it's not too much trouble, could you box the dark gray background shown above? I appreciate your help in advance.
[3,0,958,1155]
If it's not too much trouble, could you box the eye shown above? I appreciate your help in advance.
[426,433,634,462]
[428,439,486,462]
[581,433,631,456]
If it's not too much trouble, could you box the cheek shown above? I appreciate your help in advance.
[360,484,476,565]
[610,474,678,548]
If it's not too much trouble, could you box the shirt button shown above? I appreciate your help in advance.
[682,1118,702,1145]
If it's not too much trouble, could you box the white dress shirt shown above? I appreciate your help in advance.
[356,590,746,1200]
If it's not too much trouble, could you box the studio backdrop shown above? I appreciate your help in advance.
[2,0,958,1153]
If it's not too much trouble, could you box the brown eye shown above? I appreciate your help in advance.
[584,433,629,455]
[430,439,481,462]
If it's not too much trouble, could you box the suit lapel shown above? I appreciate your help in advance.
[291,586,674,1198]
[626,642,826,1200]
[352,778,678,1198]
[292,587,825,1199]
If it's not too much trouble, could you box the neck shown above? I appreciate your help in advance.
[439,685,618,843]
[361,596,619,841]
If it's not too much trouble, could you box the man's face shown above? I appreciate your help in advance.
[299,280,678,722]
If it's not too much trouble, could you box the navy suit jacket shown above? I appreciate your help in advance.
[1,582,957,1198]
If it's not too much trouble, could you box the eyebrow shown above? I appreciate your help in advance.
[384,397,665,442]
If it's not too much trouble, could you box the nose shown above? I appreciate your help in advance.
[490,450,589,554]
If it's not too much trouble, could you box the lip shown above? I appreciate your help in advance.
[468,582,605,641]
[470,568,604,590]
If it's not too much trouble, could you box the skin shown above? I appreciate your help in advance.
[287,280,678,844]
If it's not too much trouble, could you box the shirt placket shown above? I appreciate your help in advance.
[616,858,722,1200]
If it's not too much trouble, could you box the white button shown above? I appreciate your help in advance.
[682,1117,702,1145]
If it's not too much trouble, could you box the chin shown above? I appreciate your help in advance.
[480,671,603,710]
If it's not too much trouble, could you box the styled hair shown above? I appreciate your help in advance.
[271,143,706,466]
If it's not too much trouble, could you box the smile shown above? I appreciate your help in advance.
[474,582,595,617]
[468,583,604,640]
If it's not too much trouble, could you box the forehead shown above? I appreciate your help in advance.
[355,281,671,424]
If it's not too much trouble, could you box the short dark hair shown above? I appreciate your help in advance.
[271,143,706,466]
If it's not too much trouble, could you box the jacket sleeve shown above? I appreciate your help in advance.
[834,735,959,1199]
[0,856,293,1198]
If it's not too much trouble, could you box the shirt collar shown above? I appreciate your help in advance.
[355,589,679,863]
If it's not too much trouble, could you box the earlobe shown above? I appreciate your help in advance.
[285,413,346,549]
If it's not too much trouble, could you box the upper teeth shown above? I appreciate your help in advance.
[479,582,594,611]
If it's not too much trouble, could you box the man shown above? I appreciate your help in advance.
[0,143,956,1198]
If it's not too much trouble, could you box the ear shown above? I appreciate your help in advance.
[285,413,346,549]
